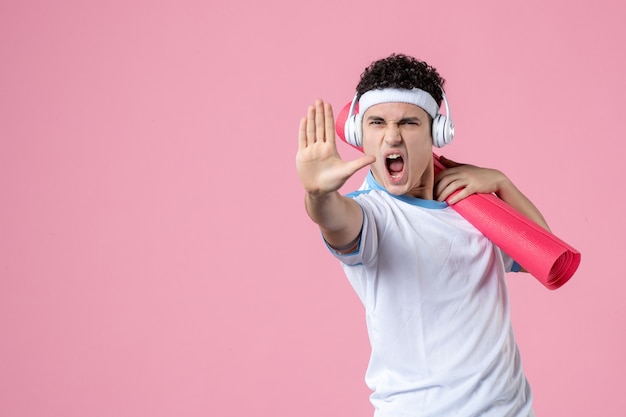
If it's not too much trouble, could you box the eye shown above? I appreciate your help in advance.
[399,119,421,129]
[368,119,385,127]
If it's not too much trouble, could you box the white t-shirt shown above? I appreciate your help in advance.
[329,172,533,417]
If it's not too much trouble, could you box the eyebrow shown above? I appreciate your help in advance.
[366,115,422,123]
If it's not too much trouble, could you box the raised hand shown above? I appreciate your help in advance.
[296,99,375,196]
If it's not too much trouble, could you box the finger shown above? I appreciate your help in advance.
[436,177,465,202]
[434,169,460,192]
[437,184,461,202]
[298,116,307,150]
[446,187,470,205]
[324,102,336,145]
[436,182,452,202]
[315,99,325,142]
[306,104,316,145]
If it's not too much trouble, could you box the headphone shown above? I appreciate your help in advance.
[343,87,454,149]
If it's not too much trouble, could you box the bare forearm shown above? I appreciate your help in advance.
[304,191,363,248]
[496,177,551,232]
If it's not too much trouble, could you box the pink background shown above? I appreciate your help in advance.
[1,1,624,415]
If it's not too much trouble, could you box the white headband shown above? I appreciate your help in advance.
[356,88,440,128]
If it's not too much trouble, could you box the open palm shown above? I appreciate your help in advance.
[296,99,374,195]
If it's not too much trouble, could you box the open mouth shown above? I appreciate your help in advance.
[385,153,404,179]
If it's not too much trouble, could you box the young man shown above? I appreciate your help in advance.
[296,54,549,417]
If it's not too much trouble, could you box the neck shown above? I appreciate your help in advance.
[367,166,435,200]
[407,162,435,199]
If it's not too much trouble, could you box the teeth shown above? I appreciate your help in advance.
[387,154,401,159]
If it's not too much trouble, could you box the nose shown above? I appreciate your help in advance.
[383,122,402,145]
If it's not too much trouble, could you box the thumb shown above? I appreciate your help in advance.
[344,154,376,176]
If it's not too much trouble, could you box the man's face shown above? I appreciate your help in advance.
[361,102,434,199]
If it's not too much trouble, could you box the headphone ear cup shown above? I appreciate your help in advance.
[341,95,362,148]
[345,114,362,148]
[336,100,365,151]
[432,114,454,148]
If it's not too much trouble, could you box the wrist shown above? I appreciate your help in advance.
[492,170,511,197]
[305,189,333,200]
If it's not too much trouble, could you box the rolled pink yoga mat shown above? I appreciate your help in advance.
[432,155,580,290]
[335,101,580,290]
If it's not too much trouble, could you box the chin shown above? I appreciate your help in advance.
[383,178,409,195]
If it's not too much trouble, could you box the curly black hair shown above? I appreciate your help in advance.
[356,53,445,105]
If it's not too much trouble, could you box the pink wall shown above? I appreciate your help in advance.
[1,0,624,415]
